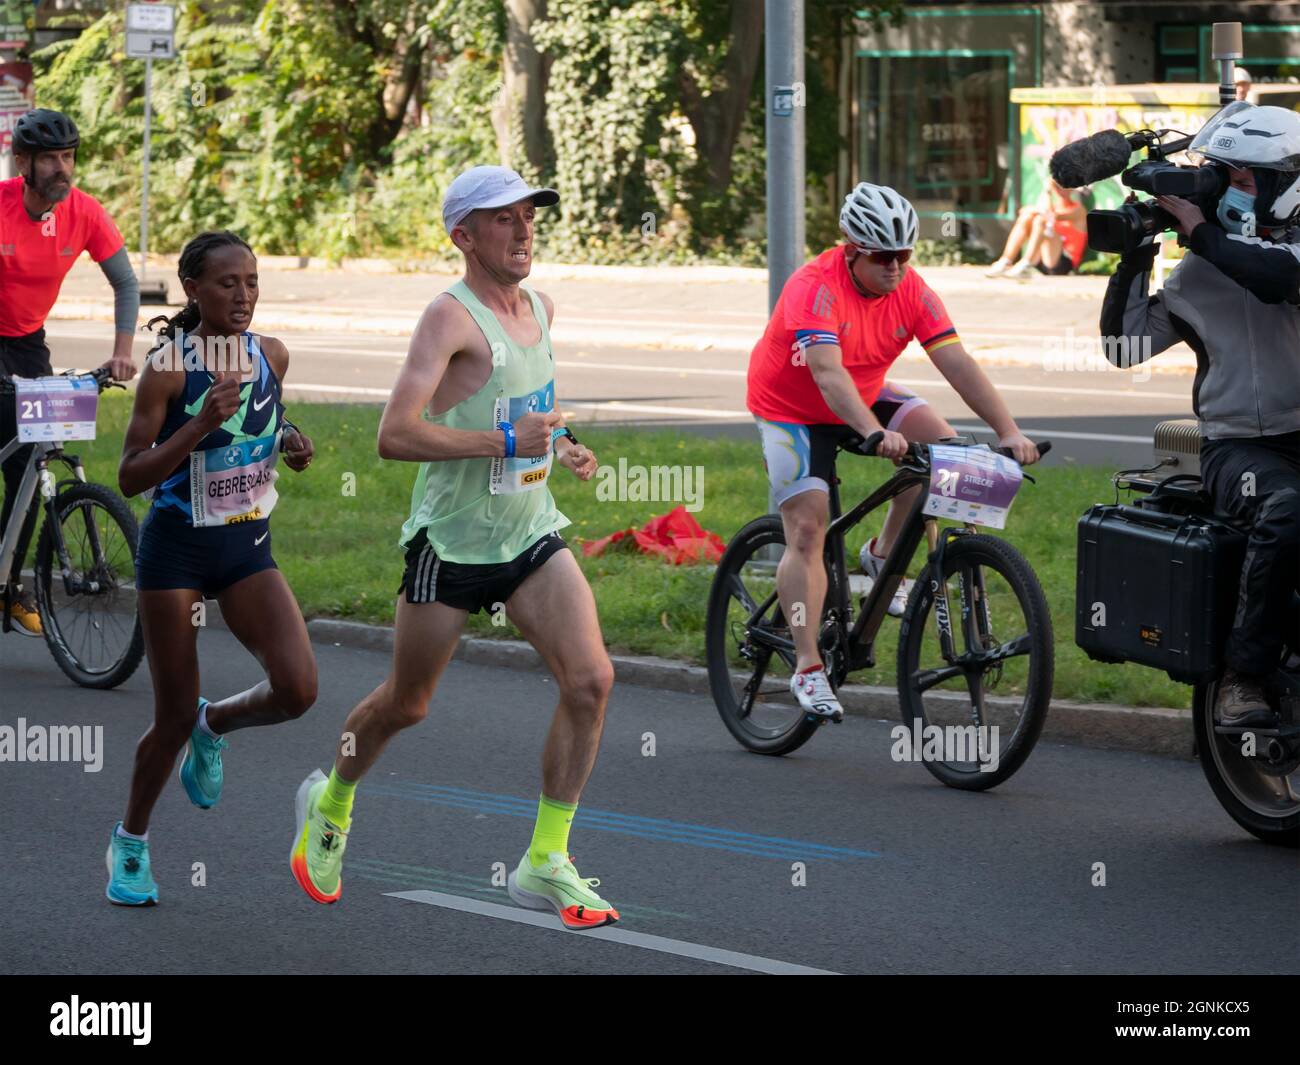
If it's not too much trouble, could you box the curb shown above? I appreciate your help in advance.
[303,618,1195,761]
[116,252,768,283]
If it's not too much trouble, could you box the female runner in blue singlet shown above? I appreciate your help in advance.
[105,230,318,905]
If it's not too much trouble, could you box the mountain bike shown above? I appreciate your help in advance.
[706,430,1054,790]
[1,366,143,688]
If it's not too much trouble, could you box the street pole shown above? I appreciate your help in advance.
[763,0,806,537]
[764,0,805,313]
[139,54,152,285]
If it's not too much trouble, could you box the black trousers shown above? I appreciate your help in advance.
[1201,431,1300,675]
[0,329,52,586]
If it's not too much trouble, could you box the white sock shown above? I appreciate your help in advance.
[116,824,147,842]
[197,701,218,739]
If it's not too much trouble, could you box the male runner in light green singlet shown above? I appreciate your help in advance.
[290,166,620,927]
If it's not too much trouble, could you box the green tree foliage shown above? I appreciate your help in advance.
[28,0,900,264]
[34,2,264,252]
[531,0,686,262]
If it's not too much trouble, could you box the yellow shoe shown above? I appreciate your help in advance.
[7,591,41,637]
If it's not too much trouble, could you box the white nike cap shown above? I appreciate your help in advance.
[442,165,559,233]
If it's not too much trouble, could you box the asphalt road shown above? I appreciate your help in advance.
[1,626,1295,975]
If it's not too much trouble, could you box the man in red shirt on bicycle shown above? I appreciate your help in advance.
[747,182,1040,722]
[0,109,138,636]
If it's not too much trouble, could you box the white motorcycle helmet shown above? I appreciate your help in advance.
[1189,101,1300,230]
[839,182,918,250]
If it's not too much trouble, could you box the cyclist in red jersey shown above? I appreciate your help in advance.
[747,182,1041,721]
[0,109,139,636]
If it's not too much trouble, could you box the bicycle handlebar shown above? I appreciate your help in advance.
[0,366,122,394]
[842,431,1052,466]
[84,366,124,391]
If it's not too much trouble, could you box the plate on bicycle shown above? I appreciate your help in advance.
[923,444,1022,529]
[13,376,99,443]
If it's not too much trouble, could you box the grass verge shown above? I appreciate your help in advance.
[73,394,1190,709]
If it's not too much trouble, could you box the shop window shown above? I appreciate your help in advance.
[856,52,1011,218]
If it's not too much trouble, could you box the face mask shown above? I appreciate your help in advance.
[1218,186,1257,236]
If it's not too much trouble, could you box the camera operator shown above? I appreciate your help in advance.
[1100,103,1300,727]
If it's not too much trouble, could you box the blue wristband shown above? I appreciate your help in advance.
[500,420,516,458]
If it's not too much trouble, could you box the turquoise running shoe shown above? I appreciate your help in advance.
[105,824,158,906]
[179,697,227,809]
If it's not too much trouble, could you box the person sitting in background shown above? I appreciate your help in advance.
[986,179,1087,279]
[1235,67,1252,102]
[1034,182,1089,275]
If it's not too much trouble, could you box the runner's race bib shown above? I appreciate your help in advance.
[189,432,280,527]
[490,381,555,495]
[923,444,1023,530]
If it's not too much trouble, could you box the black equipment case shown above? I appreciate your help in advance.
[1076,493,1247,684]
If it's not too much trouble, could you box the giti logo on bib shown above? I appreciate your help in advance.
[490,380,556,496]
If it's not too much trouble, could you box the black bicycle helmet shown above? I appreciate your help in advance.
[12,109,80,154]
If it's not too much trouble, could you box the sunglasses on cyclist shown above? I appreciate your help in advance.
[856,247,912,266]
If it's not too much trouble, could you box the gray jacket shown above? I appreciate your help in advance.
[1100,223,1300,440]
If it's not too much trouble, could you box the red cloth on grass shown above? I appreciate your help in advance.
[580,505,725,565]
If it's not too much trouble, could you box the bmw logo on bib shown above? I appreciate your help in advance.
[224,446,242,466]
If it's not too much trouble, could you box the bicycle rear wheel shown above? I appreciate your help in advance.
[896,533,1053,789]
[705,515,823,755]
[1193,675,1299,847]
[34,482,144,689]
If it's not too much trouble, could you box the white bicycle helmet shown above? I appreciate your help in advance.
[839,182,918,250]
[1190,101,1300,229]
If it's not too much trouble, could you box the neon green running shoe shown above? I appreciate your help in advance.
[290,769,348,904]
[507,851,619,929]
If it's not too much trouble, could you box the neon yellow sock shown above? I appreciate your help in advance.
[529,794,577,867]
[317,767,356,829]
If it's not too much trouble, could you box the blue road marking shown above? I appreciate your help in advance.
[361,780,879,861]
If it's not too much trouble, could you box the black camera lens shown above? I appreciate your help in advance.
[1086,200,1174,255]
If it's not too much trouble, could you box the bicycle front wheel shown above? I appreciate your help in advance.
[896,533,1053,789]
[33,482,144,689]
[705,515,823,755]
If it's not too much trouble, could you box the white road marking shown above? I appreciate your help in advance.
[890,378,1190,401]
[948,424,1155,444]
[385,889,838,974]
[562,399,752,419]
[550,360,1192,401]
[271,384,1168,441]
